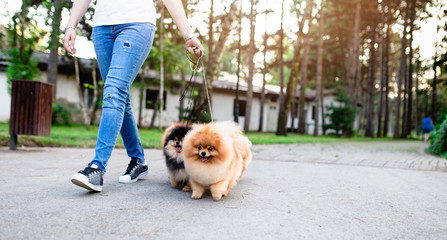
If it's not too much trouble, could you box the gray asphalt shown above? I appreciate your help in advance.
[1,141,446,239]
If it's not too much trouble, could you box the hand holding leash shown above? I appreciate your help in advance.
[186,47,204,72]
[185,35,205,57]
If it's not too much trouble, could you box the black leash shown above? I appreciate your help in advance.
[179,49,213,126]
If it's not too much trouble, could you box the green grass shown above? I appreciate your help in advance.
[0,122,393,148]
[245,132,394,144]
[0,122,164,148]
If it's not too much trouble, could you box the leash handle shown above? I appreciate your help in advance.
[186,47,204,72]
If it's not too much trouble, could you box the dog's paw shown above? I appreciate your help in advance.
[191,194,202,199]
[182,185,192,192]
[212,193,223,201]
[169,177,178,188]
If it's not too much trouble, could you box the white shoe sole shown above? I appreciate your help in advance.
[119,171,148,184]
[71,174,102,192]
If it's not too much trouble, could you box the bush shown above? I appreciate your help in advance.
[5,10,42,93]
[427,116,447,158]
[52,99,82,125]
[324,86,356,137]
[52,101,72,125]
[325,104,356,137]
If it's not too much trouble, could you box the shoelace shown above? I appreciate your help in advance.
[80,166,101,176]
[124,159,138,175]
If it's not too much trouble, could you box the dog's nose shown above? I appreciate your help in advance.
[200,151,206,157]
[176,141,180,145]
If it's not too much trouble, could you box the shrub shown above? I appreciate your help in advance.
[325,104,356,137]
[324,86,356,137]
[427,115,447,158]
[52,101,72,125]
[52,99,82,126]
[5,9,42,92]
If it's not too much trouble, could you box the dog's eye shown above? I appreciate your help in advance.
[208,146,213,152]
[198,146,202,150]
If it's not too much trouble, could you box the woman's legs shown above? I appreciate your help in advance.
[91,23,155,172]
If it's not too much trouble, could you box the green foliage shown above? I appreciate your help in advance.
[5,46,41,80]
[147,38,189,75]
[219,50,237,75]
[324,87,356,137]
[427,115,447,158]
[52,100,73,126]
[5,7,43,92]
[199,110,213,123]
[325,104,356,137]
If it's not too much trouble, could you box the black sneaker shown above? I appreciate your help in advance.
[71,163,103,192]
[119,158,148,183]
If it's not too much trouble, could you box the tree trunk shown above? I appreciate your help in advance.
[402,60,409,138]
[47,0,62,97]
[74,57,91,129]
[358,91,366,132]
[377,2,386,138]
[244,0,256,132]
[431,10,440,125]
[159,4,165,131]
[192,0,241,122]
[278,0,285,119]
[297,11,314,135]
[414,64,419,136]
[18,2,28,61]
[234,3,242,123]
[404,0,416,137]
[89,59,98,125]
[138,82,144,128]
[207,0,214,63]
[314,4,324,137]
[320,85,326,135]
[393,2,409,139]
[259,4,268,132]
[345,0,361,99]
[364,18,377,138]
[179,71,186,122]
[432,58,438,124]
[290,91,296,132]
[276,0,310,136]
[353,46,363,129]
[383,22,390,137]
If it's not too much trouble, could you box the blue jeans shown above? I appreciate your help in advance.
[91,23,155,172]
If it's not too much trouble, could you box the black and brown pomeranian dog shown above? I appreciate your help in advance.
[161,123,192,191]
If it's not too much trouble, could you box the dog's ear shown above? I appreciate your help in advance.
[161,123,179,147]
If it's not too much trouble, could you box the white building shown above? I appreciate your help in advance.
[0,52,337,134]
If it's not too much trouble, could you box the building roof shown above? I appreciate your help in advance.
[0,50,336,101]
[0,49,93,74]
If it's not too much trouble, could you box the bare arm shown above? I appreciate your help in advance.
[162,0,204,55]
[62,0,92,55]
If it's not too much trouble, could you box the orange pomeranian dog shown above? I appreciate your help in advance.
[182,121,252,200]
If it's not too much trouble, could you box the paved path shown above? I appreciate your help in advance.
[1,141,446,239]
[253,141,447,172]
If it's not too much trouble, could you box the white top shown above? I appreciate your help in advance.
[92,0,157,27]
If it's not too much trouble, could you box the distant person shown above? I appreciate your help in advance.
[422,114,434,143]
[63,0,204,192]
